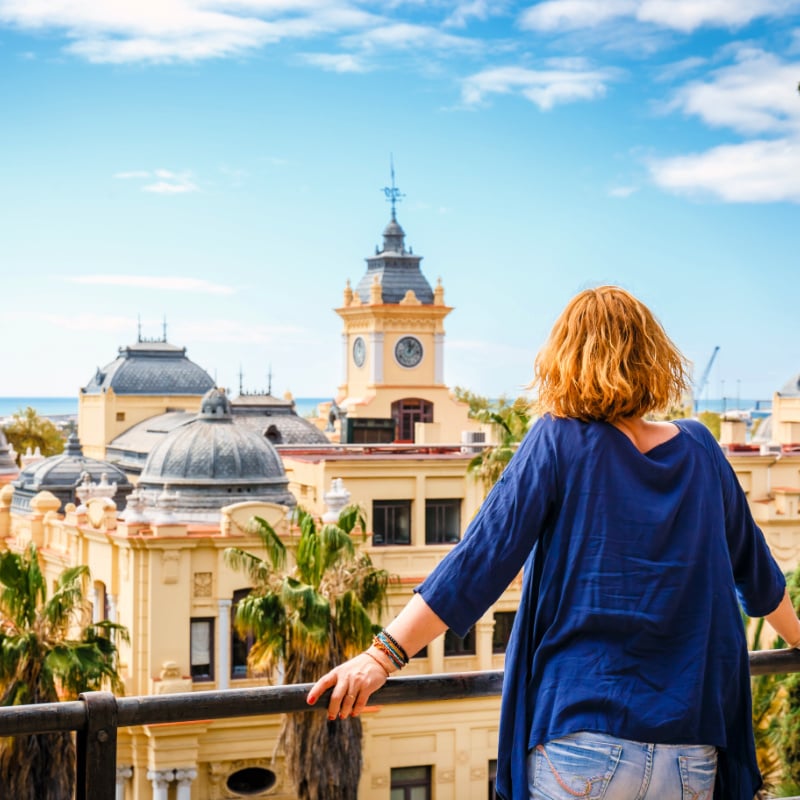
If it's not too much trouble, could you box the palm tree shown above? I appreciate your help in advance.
[468,396,532,491]
[0,543,128,800]
[224,505,391,800]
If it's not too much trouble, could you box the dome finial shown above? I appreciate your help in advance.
[382,154,405,222]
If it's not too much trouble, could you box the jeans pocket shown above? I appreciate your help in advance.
[679,750,717,800]
[530,734,623,800]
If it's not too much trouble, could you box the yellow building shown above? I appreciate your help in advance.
[720,374,800,572]
[2,206,511,800]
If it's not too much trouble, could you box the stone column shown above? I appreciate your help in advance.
[175,767,198,800]
[434,333,445,384]
[115,765,133,800]
[107,593,118,624]
[217,599,232,690]
[146,769,173,800]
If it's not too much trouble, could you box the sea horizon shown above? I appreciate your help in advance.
[0,395,772,421]
[0,396,334,420]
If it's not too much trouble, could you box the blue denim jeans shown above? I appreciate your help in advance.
[527,731,717,800]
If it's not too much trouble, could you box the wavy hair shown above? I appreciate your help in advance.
[532,286,690,422]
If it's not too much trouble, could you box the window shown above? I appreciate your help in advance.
[390,766,431,800]
[115,411,125,422]
[425,499,461,544]
[231,589,254,679]
[492,611,516,654]
[444,625,476,656]
[372,500,411,546]
[488,760,498,800]
[190,618,214,681]
[391,398,433,443]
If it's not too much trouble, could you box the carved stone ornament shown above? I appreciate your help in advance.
[193,571,213,597]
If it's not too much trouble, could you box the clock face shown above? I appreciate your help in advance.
[394,336,423,368]
[353,336,366,368]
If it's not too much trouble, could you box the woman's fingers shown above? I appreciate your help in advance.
[306,653,388,720]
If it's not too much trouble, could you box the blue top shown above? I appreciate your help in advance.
[417,416,785,800]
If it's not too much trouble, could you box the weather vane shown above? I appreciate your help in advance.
[382,155,405,221]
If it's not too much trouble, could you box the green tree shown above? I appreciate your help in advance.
[467,396,533,491]
[224,506,391,800]
[0,543,128,800]
[3,406,65,464]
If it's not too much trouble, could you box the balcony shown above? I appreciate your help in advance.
[0,648,798,800]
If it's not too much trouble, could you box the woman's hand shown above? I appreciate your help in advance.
[307,650,392,720]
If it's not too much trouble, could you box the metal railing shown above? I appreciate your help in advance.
[0,648,798,800]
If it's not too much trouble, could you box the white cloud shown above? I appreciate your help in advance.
[666,49,800,135]
[114,168,199,193]
[344,22,482,53]
[608,185,638,197]
[520,0,637,31]
[68,275,236,294]
[636,0,797,33]
[519,0,800,33]
[461,64,614,110]
[301,51,368,72]
[113,170,152,179]
[0,0,381,64]
[649,137,800,202]
[444,1,509,28]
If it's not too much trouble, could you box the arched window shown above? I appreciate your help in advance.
[391,398,433,443]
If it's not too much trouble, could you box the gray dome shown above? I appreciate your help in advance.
[778,374,800,397]
[355,214,434,305]
[138,390,295,515]
[82,341,215,396]
[231,393,329,445]
[11,433,132,514]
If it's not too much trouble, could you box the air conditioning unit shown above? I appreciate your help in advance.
[461,430,486,453]
[760,443,782,456]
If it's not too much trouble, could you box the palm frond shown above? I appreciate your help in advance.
[334,591,375,655]
[223,547,274,586]
[319,524,355,574]
[336,504,366,536]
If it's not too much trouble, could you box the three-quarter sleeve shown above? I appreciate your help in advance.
[416,416,560,636]
[715,448,786,617]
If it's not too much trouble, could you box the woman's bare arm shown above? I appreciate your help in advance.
[307,593,448,720]
[764,589,800,648]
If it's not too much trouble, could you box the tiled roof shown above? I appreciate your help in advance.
[82,341,214,396]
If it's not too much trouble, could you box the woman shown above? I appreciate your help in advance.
[308,286,800,800]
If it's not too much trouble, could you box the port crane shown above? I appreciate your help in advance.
[693,346,720,414]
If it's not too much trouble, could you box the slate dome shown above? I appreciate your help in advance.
[82,341,215,396]
[138,389,295,518]
[11,433,132,514]
[355,214,434,305]
[778,373,800,397]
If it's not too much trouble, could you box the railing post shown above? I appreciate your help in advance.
[76,691,119,800]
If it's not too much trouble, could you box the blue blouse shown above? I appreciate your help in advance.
[417,416,786,800]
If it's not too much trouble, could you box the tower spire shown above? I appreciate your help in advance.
[382,155,405,221]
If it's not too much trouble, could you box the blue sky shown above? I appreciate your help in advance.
[0,1,798,404]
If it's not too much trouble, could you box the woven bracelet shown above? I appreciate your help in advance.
[381,629,409,664]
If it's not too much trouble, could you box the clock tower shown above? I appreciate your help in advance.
[334,180,474,444]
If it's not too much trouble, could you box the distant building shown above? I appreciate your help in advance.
[3,199,504,800]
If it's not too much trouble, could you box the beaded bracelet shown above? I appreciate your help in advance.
[372,633,406,670]
[381,629,409,664]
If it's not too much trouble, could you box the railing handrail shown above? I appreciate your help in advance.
[0,648,797,800]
